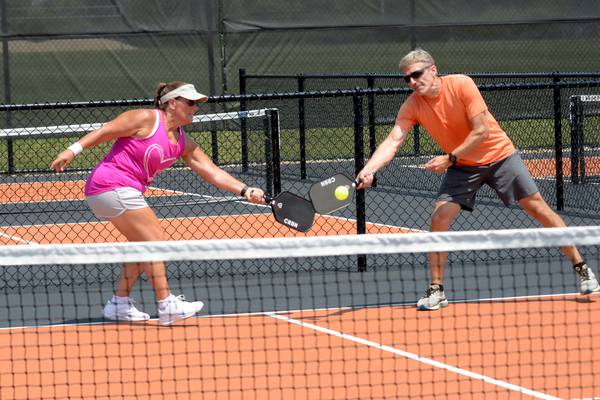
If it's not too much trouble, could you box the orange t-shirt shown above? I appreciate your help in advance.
[395,74,514,166]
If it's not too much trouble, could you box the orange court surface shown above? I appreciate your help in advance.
[2,293,599,399]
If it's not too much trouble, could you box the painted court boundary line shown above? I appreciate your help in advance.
[266,311,561,400]
[0,231,36,244]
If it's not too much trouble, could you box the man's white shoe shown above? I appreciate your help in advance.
[103,297,150,322]
[417,284,449,311]
[158,294,204,326]
[575,264,600,294]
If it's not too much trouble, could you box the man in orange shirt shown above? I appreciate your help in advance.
[357,48,600,310]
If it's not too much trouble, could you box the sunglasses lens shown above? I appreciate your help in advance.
[177,98,196,106]
[404,68,425,83]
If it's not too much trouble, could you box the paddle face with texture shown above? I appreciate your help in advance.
[308,173,357,214]
[265,191,315,232]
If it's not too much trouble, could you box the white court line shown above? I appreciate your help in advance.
[0,231,36,244]
[266,311,562,400]
[1,198,85,206]
[147,186,247,204]
[0,184,240,206]
[0,212,420,234]
[319,213,427,232]
[0,213,267,229]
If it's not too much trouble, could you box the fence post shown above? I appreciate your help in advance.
[239,68,248,171]
[569,95,582,185]
[353,93,367,272]
[217,0,228,96]
[409,0,417,50]
[209,116,219,165]
[367,76,376,155]
[413,125,421,155]
[552,73,564,210]
[262,114,273,196]
[366,76,378,188]
[269,109,282,195]
[206,0,219,164]
[1,0,13,174]
[298,75,306,179]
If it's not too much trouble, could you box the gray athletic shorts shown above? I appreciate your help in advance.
[86,187,149,219]
[437,152,539,211]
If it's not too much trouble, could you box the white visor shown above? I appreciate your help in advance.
[159,84,208,105]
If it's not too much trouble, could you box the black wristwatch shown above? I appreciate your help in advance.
[448,153,458,165]
[240,185,249,197]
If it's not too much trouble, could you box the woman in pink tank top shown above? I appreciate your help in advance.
[50,81,265,325]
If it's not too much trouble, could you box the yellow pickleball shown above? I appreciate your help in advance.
[334,185,349,201]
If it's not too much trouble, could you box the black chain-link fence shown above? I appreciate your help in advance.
[2,82,600,238]
[3,83,600,289]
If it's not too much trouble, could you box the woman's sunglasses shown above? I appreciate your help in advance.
[403,65,432,83]
[176,97,197,106]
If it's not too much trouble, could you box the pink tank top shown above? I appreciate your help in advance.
[84,109,186,195]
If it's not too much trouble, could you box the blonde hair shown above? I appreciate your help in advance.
[153,81,187,109]
[399,48,435,71]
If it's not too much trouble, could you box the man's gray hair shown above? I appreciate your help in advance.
[399,48,435,71]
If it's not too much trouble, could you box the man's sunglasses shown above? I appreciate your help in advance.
[403,65,432,83]
[176,97,197,106]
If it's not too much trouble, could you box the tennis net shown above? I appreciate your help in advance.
[1,226,600,399]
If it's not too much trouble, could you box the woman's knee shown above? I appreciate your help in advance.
[110,208,165,241]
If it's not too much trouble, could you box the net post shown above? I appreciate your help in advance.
[569,95,582,184]
[552,73,564,210]
[268,109,282,195]
[239,68,249,172]
[353,93,367,272]
[298,75,307,180]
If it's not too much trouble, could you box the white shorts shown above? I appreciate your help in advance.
[86,187,149,219]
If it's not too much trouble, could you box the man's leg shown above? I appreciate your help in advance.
[519,192,600,294]
[429,200,463,282]
[417,201,462,310]
[518,192,582,263]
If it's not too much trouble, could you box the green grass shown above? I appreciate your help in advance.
[2,35,599,104]
[4,39,211,104]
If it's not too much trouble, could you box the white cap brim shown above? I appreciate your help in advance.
[159,84,208,105]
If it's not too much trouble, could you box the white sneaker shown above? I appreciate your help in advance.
[103,296,150,322]
[575,264,600,294]
[417,284,449,311]
[158,294,204,326]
